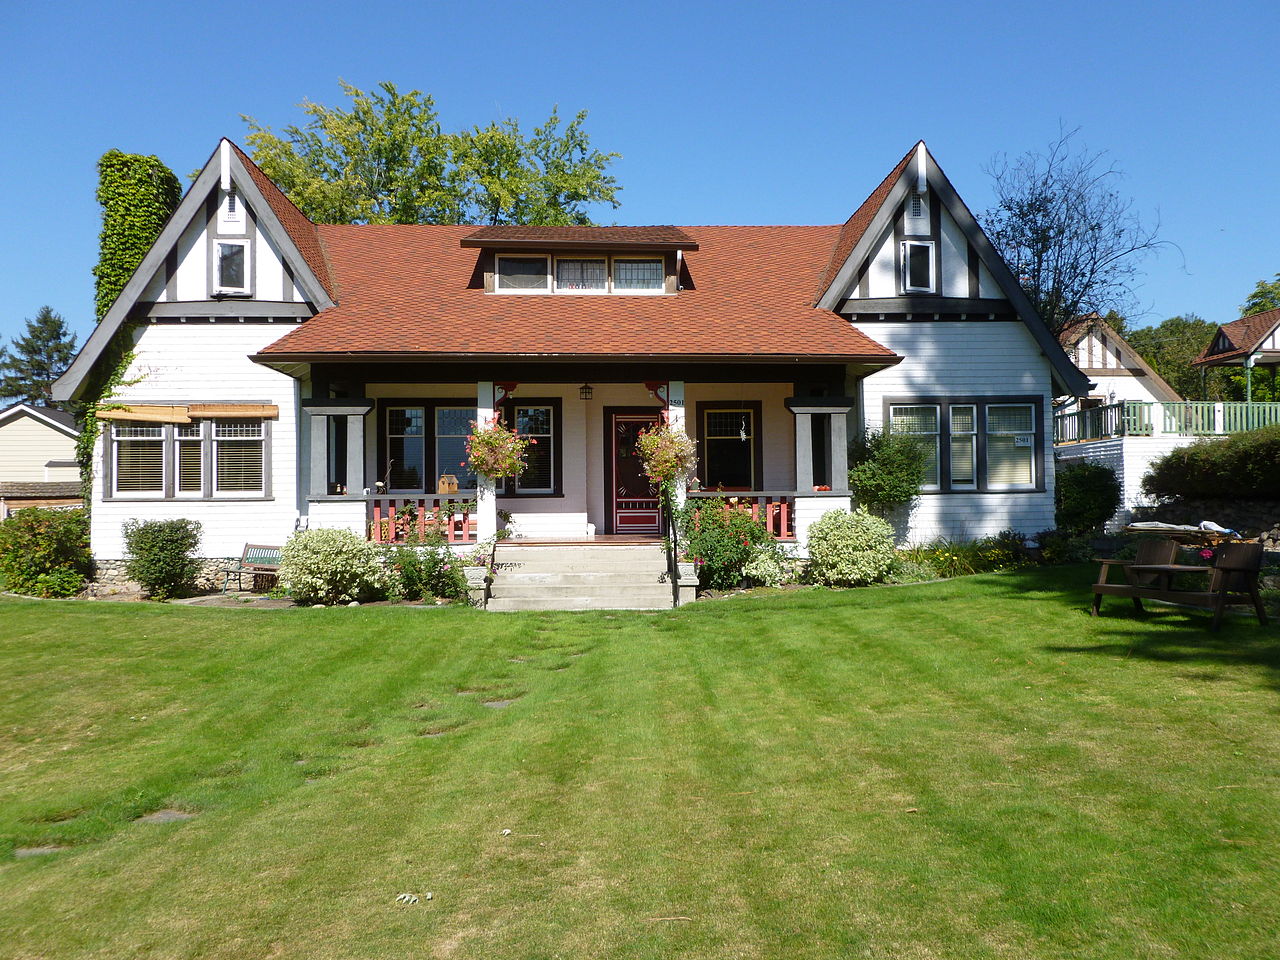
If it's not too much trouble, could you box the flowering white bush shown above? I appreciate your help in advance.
[280,528,395,605]
[742,546,794,587]
[806,508,895,586]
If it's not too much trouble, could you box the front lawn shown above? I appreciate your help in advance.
[1,567,1277,959]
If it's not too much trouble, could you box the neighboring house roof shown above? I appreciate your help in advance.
[1057,316,1181,402]
[257,224,899,362]
[460,225,698,249]
[1193,308,1280,366]
[0,481,82,498]
[0,402,80,437]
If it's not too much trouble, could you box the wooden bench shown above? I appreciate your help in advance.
[221,544,282,593]
[1092,539,1269,631]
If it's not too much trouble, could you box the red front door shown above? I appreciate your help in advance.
[610,412,661,534]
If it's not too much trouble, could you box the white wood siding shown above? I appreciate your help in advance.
[90,323,303,559]
[0,415,77,482]
[1056,434,1197,531]
[851,320,1056,543]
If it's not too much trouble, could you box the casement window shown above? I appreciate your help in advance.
[901,240,935,294]
[699,404,761,491]
[612,258,664,292]
[215,239,251,295]
[109,419,269,499]
[496,256,550,292]
[887,398,1041,493]
[380,399,561,497]
[512,404,555,493]
[888,405,940,489]
[554,258,607,292]
[493,255,667,294]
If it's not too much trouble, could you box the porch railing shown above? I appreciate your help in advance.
[369,496,477,544]
[1054,400,1280,443]
[686,491,797,540]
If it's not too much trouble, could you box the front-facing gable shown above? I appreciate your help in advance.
[1059,316,1181,402]
[1193,308,1280,367]
[814,142,1090,396]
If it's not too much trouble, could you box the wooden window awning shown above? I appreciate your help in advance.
[96,403,278,423]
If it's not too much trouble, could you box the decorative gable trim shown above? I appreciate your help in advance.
[817,144,1091,397]
[53,140,335,402]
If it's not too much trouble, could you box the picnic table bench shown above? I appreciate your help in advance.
[1091,538,1269,631]
[221,544,282,593]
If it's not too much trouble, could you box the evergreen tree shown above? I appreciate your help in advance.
[0,306,79,407]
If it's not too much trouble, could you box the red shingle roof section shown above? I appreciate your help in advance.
[461,225,698,248]
[812,143,918,305]
[258,224,897,361]
[230,143,335,300]
[1193,308,1280,366]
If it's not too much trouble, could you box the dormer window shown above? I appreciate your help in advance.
[215,239,250,296]
[613,258,664,291]
[555,258,607,292]
[496,255,550,292]
[901,240,935,294]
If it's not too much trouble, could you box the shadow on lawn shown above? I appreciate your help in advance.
[967,565,1280,689]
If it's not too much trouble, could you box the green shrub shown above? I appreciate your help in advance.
[1055,461,1121,532]
[742,544,795,588]
[1141,425,1280,501]
[678,497,775,590]
[389,544,469,602]
[1035,528,1094,565]
[848,429,929,515]
[805,508,896,586]
[122,518,202,599]
[884,555,938,584]
[903,531,1035,578]
[0,507,91,596]
[280,528,393,605]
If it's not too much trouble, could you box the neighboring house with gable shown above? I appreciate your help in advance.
[0,403,82,518]
[51,137,1088,601]
[1055,310,1280,530]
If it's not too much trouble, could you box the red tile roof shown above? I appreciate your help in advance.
[231,143,335,300]
[258,224,897,362]
[461,225,698,249]
[1193,308,1280,366]
[812,143,918,305]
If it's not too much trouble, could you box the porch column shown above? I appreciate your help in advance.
[667,380,687,509]
[475,381,497,542]
[830,410,849,494]
[346,414,366,493]
[793,413,814,491]
[301,399,374,498]
[308,413,329,498]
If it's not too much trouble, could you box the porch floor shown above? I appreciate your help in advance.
[502,534,663,546]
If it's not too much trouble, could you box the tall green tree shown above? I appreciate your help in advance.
[981,128,1167,336]
[93,150,182,320]
[1126,314,1237,401]
[0,306,79,407]
[1240,273,1280,317]
[243,81,621,226]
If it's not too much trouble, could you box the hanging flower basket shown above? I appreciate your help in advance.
[465,417,531,480]
[635,420,698,500]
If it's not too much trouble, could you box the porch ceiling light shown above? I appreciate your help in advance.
[579,383,594,400]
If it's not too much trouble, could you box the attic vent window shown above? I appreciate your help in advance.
[910,193,924,218]
[221,185,241,228]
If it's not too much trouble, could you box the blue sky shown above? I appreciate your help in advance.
[2,0,1277,346]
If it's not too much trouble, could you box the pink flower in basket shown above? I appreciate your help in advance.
[1199,548,1214,561]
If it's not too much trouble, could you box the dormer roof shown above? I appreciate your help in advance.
[460,225,698,251]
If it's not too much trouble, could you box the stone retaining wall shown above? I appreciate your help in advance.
[88,558,239,597]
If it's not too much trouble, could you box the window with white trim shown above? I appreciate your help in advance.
[513,405,554,493]
[985,404,1036,489]
[888,399,1040,492]
[901,240,935,293]
[110,419,269,498]
[496,255,550,291]
[554,258,607,292]
[612,258,664,292]
[215,239,250,295]
[888,405,940,489]
[113,423,164,494]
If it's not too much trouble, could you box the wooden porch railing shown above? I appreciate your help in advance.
[370,497,477,544]
[686,492,797,540]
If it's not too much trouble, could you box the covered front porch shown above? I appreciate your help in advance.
[294,363,868,550]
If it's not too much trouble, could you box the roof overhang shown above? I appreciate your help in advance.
[459,238,699,252]
[253,350,903,368]
[0,403,79,437]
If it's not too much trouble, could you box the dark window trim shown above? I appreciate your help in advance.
[498,397,563,498]
[695,400,764,492]
[882,394,1045,494]
[102,417,273,502]
[376,397,476,494]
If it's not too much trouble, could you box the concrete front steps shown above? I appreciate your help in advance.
[486,543,673,612]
